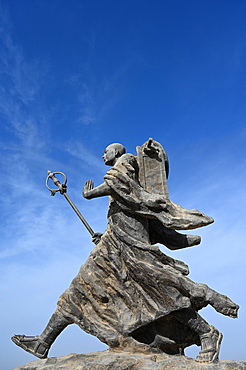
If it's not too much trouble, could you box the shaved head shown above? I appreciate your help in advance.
[106,143,126,156]
[103,143,126,166]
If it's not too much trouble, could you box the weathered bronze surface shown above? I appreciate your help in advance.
[12,139,239,364]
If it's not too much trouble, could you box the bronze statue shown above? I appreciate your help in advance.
[12,139,239,363]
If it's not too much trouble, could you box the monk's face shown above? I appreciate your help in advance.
[102,145,117,166]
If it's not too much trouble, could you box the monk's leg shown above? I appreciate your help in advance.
[173,308,222,363]
[178,275,239,318]
[11,310,71,359]
[205,288,239,318]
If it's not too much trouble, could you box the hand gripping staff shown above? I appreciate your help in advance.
[46,171,95,237]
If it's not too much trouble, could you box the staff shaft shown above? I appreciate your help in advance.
[63,192,94,236]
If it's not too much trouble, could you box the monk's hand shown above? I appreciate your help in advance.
[92,232,103,245]
[82,180,94,199]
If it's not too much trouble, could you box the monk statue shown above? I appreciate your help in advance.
[12,139,239,363]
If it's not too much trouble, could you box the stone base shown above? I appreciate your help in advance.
[12,350,246,370]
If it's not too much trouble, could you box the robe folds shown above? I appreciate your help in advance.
[57,154,214,349]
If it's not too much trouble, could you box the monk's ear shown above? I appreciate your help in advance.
[114,148,118,156]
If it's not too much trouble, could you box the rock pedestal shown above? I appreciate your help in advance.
[12,350,246,370]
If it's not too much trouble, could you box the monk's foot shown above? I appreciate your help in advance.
[210,293,239,318]
[11,335,49,359]
[196,326,223,363]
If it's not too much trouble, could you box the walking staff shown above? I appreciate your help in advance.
[46,170,95,237]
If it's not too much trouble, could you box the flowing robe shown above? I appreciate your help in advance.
[57,154,213,349]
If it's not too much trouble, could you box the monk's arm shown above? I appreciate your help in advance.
[82,179,111,199]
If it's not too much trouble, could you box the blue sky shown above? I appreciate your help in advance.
[1,1,246,368]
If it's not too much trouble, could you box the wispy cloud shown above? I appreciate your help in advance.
[65,140,104,170]
[0,7,49,153]
[75,77,119,126]
[64,27,132,127]
[0,9,66,265]
[0,8,107,271]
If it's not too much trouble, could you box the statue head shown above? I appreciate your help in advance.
[103,143,126,166]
